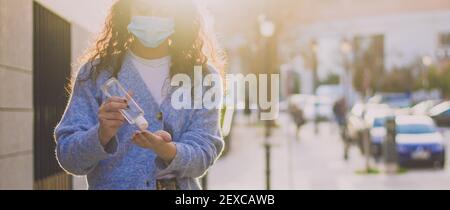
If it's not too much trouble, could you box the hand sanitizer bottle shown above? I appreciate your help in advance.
[102,78,149,131]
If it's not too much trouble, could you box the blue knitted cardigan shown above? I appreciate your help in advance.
[55,55,224,190]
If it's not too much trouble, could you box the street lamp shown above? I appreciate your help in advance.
[422,55,433,67]
[310,40,319,134]
[312,41,319,54]
[341,40,352,55]
[259,15,275,38]
[340,39,353,106]
[309,40,319,92]
[259,14,275,190]
[421,55,433,88]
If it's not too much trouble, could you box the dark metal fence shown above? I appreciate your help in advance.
[33,2,72,190]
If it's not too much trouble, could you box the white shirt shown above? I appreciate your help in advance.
[128,51,171,105]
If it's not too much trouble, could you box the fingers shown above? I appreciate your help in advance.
[99,97,128,126]
[141,131,163,143]
[107,96,128,104]
[154,130,172,143]
[131,128,174,149]
[104,96,128,111]
[132,130,169,148]
[132,132,152,148]
[99,118,124,127]
[99,112,125,121]
[103,101,128,112]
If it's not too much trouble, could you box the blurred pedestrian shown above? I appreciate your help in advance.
[288,103,306,140]
[333,97,349,160]
[333,97,347,129]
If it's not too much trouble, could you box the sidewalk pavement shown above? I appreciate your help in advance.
[207,113,450,190]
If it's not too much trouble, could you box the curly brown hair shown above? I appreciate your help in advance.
[80,0,225,82]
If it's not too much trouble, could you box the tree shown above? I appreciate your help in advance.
[423,65,450,98]
[352,35,385,96]
[377,67,418,93]
[320,73,340,86]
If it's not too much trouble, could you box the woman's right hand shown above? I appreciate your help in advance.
[98,97,128,146]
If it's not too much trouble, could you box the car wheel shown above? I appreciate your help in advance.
[434,152,446,169]
[433,161,445,169]
[440,152,446,169]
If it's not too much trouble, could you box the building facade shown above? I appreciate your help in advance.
[281,1,450,96]
[0,0,101,189]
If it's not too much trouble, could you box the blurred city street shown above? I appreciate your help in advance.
[209,113,450,190]
[2,0,450,190]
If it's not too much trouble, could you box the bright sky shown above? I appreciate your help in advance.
[33,0,450,42]
[36,0,113,33]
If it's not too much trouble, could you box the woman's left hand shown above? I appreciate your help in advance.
[132,130,177,163]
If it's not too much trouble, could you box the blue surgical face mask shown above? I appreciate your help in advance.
[127,16,175,48]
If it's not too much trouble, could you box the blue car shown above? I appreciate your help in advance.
[395,116,446,169]
[365,107,392,160]
[370,117,387,160]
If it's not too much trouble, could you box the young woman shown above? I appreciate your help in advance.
[55,0,225,190]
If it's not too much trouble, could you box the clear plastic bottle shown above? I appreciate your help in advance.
[101,78,149,131]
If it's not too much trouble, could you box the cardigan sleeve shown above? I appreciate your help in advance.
[155,65,225,179]
[54,65,118,176]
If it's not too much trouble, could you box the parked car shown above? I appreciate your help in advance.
[288,94,334,122]
[429,101,450,127]
[288,94,316,121]
[343,103,367,159]
[369,93,412,109]
[395,115,446,169]
[370,117,387,160]
[364,103,391,118]
[344,102,392,159]
[316,85,343,104]
[314,96,334,122]
[364,108,392,160]
[410,100,441,115]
